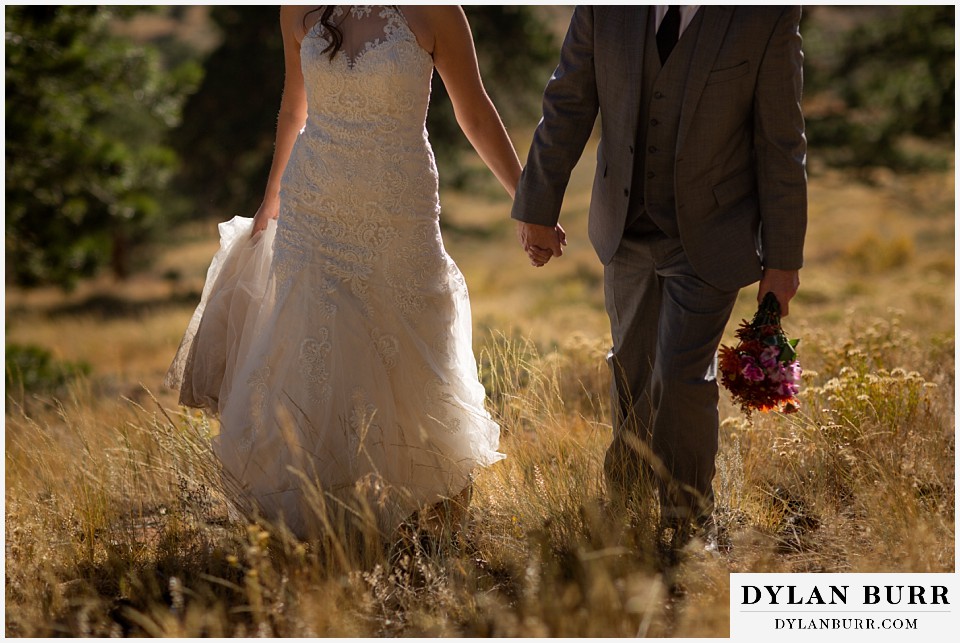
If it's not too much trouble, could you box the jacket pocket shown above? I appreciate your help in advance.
[705,60,750,85]
[713,169,756,207]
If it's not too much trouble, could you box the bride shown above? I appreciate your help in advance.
[166,6,547,538]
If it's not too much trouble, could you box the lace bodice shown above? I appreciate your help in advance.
[299,6,434,148]
[277,5,447,321]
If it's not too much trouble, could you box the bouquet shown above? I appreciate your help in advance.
[719,292,801,418]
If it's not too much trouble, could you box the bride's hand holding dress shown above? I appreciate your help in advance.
[251,8,308,237]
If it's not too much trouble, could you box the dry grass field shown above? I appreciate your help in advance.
[5,125,955,636]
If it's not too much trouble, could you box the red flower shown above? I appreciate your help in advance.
[719,293,801,419]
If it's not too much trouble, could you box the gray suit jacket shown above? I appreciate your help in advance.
[512,6,807,291]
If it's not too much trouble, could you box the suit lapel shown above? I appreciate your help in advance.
[676,6,734,151]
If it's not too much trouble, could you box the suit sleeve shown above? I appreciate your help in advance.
[511,6,600,226]
[754,6,807,270]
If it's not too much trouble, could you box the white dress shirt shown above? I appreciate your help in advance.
[655,5,702,37]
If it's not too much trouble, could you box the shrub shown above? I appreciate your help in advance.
[5,342,91,400]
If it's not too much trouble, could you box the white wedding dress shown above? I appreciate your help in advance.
[166,6,503,537]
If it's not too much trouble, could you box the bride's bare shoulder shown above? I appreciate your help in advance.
[280,5,320,43]
[400,5,469,56]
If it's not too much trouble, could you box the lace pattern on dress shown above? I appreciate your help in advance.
[306,5,416,70]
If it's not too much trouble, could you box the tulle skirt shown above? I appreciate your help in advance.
[166,216,503,537]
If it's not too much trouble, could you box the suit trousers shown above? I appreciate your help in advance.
[602,227,738,524]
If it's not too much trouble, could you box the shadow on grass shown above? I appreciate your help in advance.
[43,290,203,321]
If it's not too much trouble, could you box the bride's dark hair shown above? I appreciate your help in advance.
[303,6,343,61]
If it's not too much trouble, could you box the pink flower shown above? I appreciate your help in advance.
[784,362,801,383]
[760,345,780,369]
[778,381,799,397]
[767,363,786,383]
[740,357,765,382]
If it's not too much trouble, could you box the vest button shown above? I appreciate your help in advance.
[629,145,634,154]
[648,146,657,153]
[647,171,655,179]
[623,188,630,197]
[650,118,660,126]
[654,91,664,99]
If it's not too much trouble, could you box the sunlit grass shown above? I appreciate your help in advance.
[6,306,954,635]
[5,152,954,635]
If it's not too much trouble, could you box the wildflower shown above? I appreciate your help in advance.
[719,292,802,419]
[760,345,780,369]
[741,357,765,381]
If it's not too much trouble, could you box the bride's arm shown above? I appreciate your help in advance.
[407,6,522,199]
[252,7,309,235]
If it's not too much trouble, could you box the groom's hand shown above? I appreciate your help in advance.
[517,221,566,267]
[758,268,800,316]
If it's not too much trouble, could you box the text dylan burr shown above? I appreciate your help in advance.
[742,585,949,606]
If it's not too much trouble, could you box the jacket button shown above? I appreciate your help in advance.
[650,118,659,126]
[623,188,629,197]
[647,171,655,179]
[648,146,657,153]
[629,145,634,154]
[654,91,664,99]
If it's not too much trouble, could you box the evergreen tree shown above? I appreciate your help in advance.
[171,6,284,219]
[804,6,954,169]
[5,5,201,288]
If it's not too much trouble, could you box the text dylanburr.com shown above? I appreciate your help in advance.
[730,573,958,641]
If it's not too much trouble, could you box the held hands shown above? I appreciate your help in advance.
[758,268,800,316]
[516,221,567,267]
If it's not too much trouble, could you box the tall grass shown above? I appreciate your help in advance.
[5,308,953,636]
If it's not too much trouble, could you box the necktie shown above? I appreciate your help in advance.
[657,6,681,65]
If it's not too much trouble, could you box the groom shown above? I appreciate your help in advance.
[512,6,807,546]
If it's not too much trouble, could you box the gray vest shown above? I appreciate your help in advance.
[626,8,705,237]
